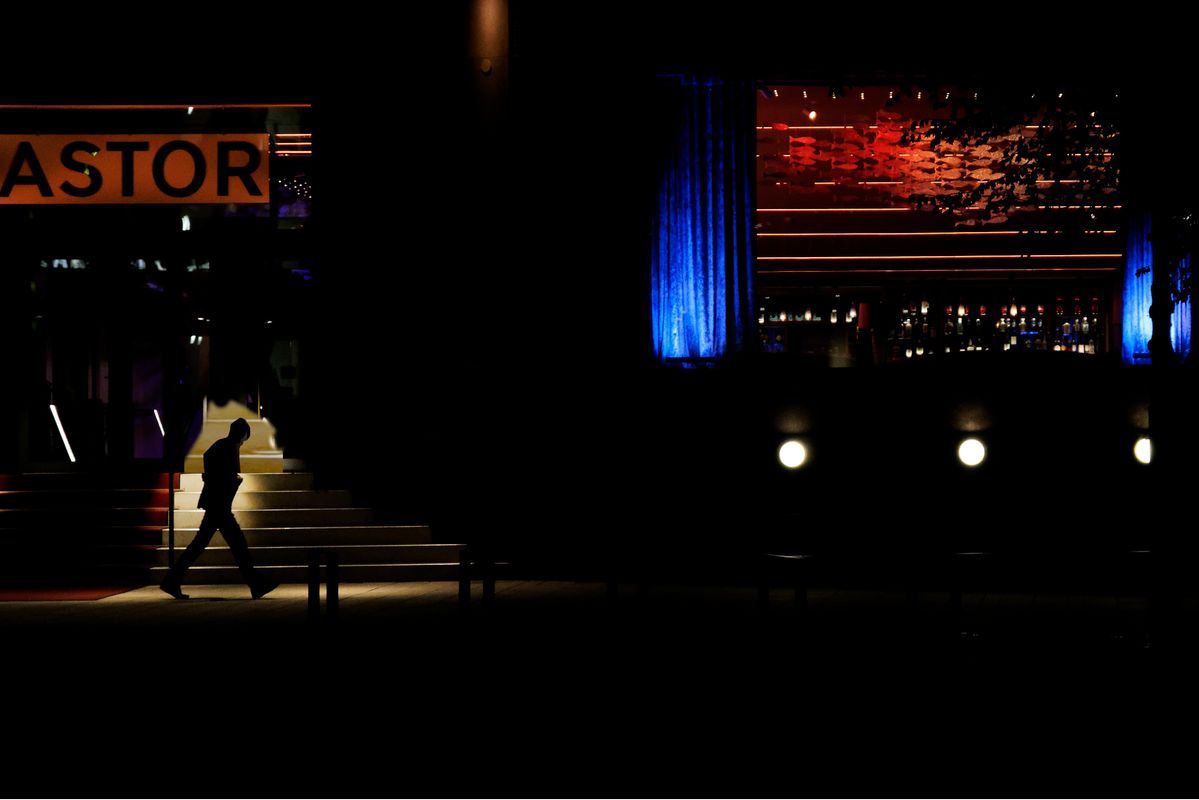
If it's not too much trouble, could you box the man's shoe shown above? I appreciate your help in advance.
[160,582,189,600]
[251,579,279,600]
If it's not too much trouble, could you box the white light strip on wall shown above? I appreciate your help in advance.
[153,409,166,438]
[49,404,76,463]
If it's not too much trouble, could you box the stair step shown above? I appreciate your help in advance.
[0,508,168,526]
[154,543,462,566]
[205,402,260,421]
[184,453,283,474]
[189,418,275,446]
[0,489,170,509]
[171,508,372,528]
[172,490,353,510]
[164,525,432,547]
[2,542,159,562]
[0,527,165,545]
[178,473,314,492]
[149,563,462,583]
[0,473,169,491]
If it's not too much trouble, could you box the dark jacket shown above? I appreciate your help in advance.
[197,436,243,511]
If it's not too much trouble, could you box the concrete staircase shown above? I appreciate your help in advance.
[151,472,463,584]
[184,400,283,474]
[0,473,167,586]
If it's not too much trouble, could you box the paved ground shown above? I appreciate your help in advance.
[3,581,1196,796]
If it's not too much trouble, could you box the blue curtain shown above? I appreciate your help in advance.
[651,77,755,361]
[1176,254,1193,359]
[1122,212,1193,363]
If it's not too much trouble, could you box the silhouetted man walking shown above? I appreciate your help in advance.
[160,417,279,600]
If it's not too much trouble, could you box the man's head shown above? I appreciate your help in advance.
[229,418,251,445]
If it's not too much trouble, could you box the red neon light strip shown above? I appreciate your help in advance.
[757,267,1120,274]
[757,125,879,130]
[0,103,311,110]
[756,231,1117,237]
[757,254,1122,261]
[758,206,1120,212]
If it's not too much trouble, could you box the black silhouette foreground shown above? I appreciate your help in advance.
[160,418,279,600]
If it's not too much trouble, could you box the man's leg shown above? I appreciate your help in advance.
[160,511,219,598]
[219,512,277,598]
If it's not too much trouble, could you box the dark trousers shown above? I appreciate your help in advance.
[165,507,260,588]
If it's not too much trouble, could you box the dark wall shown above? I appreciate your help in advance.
[3,9,1194,575]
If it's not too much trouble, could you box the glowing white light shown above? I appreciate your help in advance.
[153,409,165,437]
[187,106,194,115]
[778,440,807,469]
[50,404,76,463]
[181,215,191,231]
[808,110,817,121]
[958,438,986,467]
[1134,437,1152,465]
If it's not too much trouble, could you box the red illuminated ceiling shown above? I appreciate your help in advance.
[755,86,1120,283]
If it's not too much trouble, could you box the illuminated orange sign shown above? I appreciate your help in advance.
[0,134,269,204]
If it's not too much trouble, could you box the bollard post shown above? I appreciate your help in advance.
[482,548,495,606]
[308,549,321,623]
[308,549,339,624]
[458,546,472,609]
[326,552,339,620]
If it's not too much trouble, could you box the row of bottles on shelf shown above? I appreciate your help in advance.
[760,306,857,324]
[892,298,1104,356]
